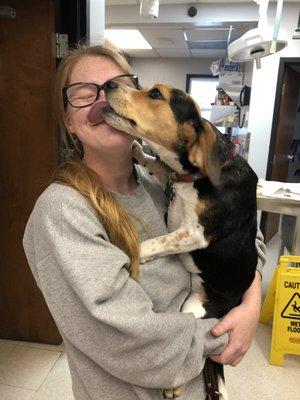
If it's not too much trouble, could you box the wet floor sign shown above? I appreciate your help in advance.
[260,255,300,365]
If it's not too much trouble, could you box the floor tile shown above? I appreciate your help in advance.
[0,339,64,353]
[226,323,300,400]
[0,345,61,390]
[0,342,15,364]
[34,353,74,400]
[0,383,35,400]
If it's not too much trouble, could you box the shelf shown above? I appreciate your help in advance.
[210,105,238,126]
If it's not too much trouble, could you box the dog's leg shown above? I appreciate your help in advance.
[140,225,209,263]
[132,141,170,187]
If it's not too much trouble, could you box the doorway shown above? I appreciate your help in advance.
[260,58,300,245]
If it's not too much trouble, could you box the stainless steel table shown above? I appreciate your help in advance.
[257,195,300,255]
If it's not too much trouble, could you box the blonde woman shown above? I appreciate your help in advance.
[23,42,266,400]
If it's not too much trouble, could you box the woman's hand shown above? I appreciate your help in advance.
[209,270,262,366]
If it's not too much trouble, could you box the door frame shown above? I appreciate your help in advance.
[266,57,300,180]
[54,0,87,162]
[260,57,300,237]
[54,0,86,48]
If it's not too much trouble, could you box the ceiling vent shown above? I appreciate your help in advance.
[188,40,227,50]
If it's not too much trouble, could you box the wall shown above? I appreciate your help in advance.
[247,2,300,179]
[243,61,254,86]
[130,58,214,91]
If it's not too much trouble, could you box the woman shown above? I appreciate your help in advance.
[23,42,266,400]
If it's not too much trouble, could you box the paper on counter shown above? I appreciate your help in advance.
[257,179,300,201]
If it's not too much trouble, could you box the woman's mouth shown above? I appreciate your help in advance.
[87,100,107,126]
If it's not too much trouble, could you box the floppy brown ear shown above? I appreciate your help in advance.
[188,120,223,187]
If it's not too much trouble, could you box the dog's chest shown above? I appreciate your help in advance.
[167,182,200,231]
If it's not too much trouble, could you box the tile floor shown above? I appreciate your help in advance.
[0,235,299,400]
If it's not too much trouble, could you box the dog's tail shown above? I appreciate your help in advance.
[203,358,228,400]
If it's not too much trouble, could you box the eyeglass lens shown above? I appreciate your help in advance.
[66,75,138,108]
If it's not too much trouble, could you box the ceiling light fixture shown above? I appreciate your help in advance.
[228,0,287,69]
[104,29,152,50]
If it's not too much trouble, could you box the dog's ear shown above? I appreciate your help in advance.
[188,120,225,187]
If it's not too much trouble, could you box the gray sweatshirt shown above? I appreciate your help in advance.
[23,165,265,400]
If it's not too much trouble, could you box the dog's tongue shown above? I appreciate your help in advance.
[87,100,107,125]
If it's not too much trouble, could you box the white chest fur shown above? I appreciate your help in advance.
[167,181,200,230]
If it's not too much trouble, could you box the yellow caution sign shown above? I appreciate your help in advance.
[260,255,300,365]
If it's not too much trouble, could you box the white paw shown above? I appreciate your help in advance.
[163,386,185,398]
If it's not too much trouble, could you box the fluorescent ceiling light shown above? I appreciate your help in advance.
[105,29,152,50]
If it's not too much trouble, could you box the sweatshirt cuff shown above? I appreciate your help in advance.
[256,258,264,279]
[196,318,229,357]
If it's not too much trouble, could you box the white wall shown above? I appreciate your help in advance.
[130,58,214,91]
[247,2,300,179]
[132,57,254,90]
[243,61,254,86]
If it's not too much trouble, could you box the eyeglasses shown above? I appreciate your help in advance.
[62,74,139,109]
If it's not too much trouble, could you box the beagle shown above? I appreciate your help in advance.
[101,83,258,399]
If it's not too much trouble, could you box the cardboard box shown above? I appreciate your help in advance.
[219,72,243,86]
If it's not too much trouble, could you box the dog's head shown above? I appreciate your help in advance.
[102,82,234,186]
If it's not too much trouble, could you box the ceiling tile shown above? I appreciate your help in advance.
[231,26,255,42]
[158,0,195,3]
[105,0,138,5]
[190,49,226,58]
[186,28,229,42]
[140,29,188,49]
[155,48,191,57]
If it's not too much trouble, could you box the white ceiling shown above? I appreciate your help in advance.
[105,0,300,58]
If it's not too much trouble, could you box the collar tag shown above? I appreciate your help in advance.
[165,175,175,203]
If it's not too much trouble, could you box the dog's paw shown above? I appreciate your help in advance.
[132,141,147,166]
[139,254,151,264]
[139,241,155,264]
[163,386,185,399]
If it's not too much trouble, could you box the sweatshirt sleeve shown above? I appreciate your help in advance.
[23,185,228,390]
[256,228,266,278]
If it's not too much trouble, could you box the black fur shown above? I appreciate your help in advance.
[170,89,203,132]
[169,90,258,394]
[169,90,258,318]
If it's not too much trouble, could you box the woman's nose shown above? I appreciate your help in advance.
[99,89,106,100]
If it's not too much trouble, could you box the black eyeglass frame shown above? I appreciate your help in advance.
[62,74,139,109]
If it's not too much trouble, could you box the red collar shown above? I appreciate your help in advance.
[172,172,203,183]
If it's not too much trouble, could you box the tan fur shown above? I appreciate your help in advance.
[198,282,208,304]
[195,200,206,217]
[107,84,179,150]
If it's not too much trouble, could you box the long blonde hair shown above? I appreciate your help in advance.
[53,41,139,280]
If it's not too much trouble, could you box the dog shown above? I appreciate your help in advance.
[100,82,258,399]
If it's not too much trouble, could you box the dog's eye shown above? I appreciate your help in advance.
[148,88,164,100]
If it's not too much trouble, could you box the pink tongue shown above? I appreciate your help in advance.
[87,100,107,125]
